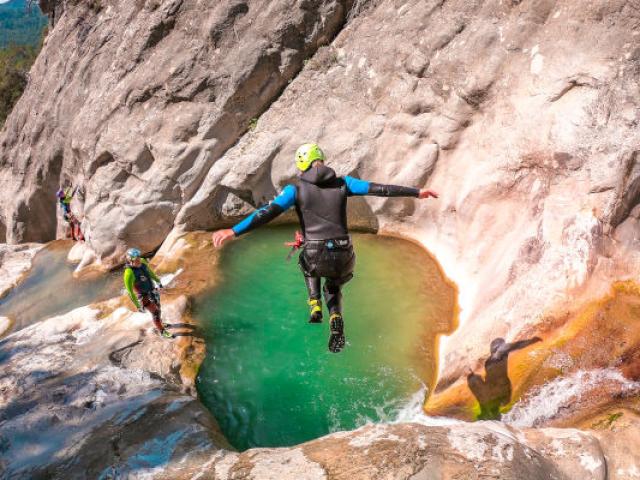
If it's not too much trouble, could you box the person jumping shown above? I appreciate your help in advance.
[123,248,173,339]
[212,143,438,353]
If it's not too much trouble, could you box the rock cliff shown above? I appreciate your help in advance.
[2,0,640,476]
[2,0,639,386]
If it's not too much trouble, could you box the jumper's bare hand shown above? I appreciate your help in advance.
[212,229,236,248]
[419,189,438,199]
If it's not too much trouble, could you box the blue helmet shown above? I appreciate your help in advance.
[125,248,141,263]
[56,189,65,199]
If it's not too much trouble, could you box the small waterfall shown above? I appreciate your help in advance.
[503,368,640,428]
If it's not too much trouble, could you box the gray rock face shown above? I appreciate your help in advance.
[2,0,640,476]
[0,300,230,479]
[0,0,355,260]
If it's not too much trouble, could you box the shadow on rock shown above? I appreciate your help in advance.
[164,323,203,339]
[467,336,542,420]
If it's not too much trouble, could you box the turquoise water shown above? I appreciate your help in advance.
[195,227,454,451]
[0,241,122,334]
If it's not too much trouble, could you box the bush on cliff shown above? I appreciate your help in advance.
[0,43,39,126]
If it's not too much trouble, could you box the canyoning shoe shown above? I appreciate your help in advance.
[308,298,323,323]
[328,314,345,353]
[158,328,175,339]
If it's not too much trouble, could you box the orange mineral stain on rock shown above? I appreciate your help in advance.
[425,281,640,424]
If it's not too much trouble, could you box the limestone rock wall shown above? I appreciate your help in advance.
[2,0,640,421]
[0,0,354,255]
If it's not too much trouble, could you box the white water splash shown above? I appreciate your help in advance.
[503,368,640,428]
[326,386,459,434]
[390,386,461,427]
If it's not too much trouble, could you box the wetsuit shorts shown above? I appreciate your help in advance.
[137,289,160,308]
[299,236,355,280]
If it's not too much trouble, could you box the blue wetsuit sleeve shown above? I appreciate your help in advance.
[231,211,258,236]
[344,176,371,196]
[345,175,420,198]
[231,185,297,236]
[272,184,297,210]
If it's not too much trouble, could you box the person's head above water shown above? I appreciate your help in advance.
[125,247,142,266]
[295,143,326,172]
[490,338,505,354]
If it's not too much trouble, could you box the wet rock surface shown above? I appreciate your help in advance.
[0,232,227,478]
[0,302,229,479]
[0,243,41,300]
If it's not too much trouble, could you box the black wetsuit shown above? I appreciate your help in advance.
[296,165,356,315]
[231,163,420,316]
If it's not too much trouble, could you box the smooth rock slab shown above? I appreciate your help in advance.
[0,301,229,479]
[172,422,608,480]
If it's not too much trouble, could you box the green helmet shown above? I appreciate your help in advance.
[295,143,325,171]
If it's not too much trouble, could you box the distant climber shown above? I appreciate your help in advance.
[212,143,438,353]
[56,186,75,215]
[467,336,542,419]
[123,248,173,339]
[56,186,84,241]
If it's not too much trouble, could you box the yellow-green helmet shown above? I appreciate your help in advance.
[295,143,325,171]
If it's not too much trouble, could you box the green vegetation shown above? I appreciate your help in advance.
[0,42,38,125]
[0,0,48,127]
[592,412,624,430]
[0,1,48,126]
[0,0,48,48]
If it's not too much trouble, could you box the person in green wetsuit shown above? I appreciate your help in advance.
[123,248,173,339]
[57,186,85,241]
[56,186,75,215]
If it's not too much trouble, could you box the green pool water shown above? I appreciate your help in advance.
[194,227,455,451]
[0,241,122,334]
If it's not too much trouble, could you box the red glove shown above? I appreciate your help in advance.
[419,189,438,199]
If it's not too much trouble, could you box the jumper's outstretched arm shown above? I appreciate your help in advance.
[212,185,297,248]
[344,176,438,199]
